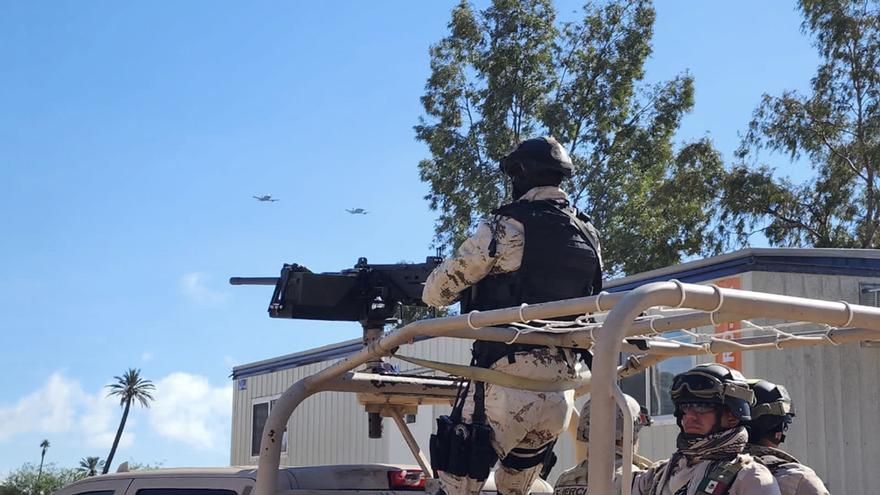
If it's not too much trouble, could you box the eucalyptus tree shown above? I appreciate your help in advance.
[722,0,880,248]
[416,0,725,275]
[103,369,155,474]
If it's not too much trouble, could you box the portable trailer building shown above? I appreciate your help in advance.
[230,248,880,494]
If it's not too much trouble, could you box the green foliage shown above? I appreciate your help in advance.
[106,369,156,408]
[394,305,451,329]
[0,484,24,495]
[416,0,725,275]
[124,460,164,471]
[724,0,880,248]
[2,463,77,495]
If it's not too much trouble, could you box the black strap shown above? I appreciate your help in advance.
[472,381,487,424]
[450,375,471,423]
[501,441,556,470]
[696,458,745,495]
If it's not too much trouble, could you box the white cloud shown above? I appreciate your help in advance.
[79,392,134,450]
[0,372,80,440]
[142,352,154,363]
[147,373,231,450]
[0,371,230,455]
[179,273,229,306]
[0,372,128,450]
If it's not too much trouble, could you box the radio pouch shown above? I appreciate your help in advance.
[430,378,469,477]
[428,373,498,481]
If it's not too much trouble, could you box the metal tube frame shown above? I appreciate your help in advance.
[252,282,880,495]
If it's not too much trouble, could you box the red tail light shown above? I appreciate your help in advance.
[388,469,426,490]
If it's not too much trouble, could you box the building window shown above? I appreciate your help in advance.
[251,396,288,457]
[859,283,880,307]
[620,332,696,420]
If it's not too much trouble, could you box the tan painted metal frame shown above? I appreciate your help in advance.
[252,281,880,495]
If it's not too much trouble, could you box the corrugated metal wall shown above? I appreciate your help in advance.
[232,269,880,493]
[231,358,389,466]
[748,271,880,495]
[231,336,474,467]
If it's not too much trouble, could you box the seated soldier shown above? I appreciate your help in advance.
[554,393,651,495]
[744,379,829,495]
[632,363,781,495]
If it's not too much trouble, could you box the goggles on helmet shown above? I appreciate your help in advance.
[751,400,794,419]
[670,370,754,404]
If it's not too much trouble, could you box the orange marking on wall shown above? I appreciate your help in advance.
[712,277,742,371]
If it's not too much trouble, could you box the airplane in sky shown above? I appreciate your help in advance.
[253,194,279,202]
[346,208,368,215]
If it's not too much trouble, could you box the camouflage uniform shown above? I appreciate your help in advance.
[437,349,575,495]
[423,186,582,495]
[554,393,647,495]
[555,457,638,495]
[631,428,781,495]
[632,453,780,495]
[744,445,829,495]
[423,187,573,308]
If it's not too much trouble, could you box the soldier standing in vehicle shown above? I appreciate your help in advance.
[632,364,781,495]
[554,394,650,495]
[744,380,830,495]
[423,136,602,495]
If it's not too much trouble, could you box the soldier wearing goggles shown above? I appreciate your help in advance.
[632,364,781,495]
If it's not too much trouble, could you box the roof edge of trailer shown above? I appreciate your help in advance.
[605,247,880,291]
[232,247,880,379]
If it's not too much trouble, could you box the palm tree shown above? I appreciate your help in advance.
[77,457,104,478]
[35,439,50,492]
[102,369,155,474]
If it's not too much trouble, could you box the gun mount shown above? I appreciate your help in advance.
[231,256,443,438]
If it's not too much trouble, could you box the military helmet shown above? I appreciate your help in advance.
[577,393,650,443]
[670,363,755,421]
[746,379,795,440]
[499,136,573,179]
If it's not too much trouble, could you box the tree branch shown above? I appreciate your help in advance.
[766,205,823,241]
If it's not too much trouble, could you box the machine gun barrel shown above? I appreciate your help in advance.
[229,277,279,286]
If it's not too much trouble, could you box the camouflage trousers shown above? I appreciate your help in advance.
[439,348,576,495]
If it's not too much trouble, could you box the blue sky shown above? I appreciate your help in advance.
[0,0,820,477]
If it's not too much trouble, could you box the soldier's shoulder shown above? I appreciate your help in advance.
[774,463,829,495]
[553,462,588,495]
[734,452,767,471]
[730,454,780,493]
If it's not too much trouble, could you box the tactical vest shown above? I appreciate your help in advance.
[462,199,602,313]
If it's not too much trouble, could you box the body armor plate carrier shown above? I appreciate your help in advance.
[462,199,602,313]
[465,199,602,368]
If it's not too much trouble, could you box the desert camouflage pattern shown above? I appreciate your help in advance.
[422,186,569,307]
[424,186,579,495]
[554,457,640,495]
[438,349,576,495]
[745,445,829,495]
[632,454,781,495]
